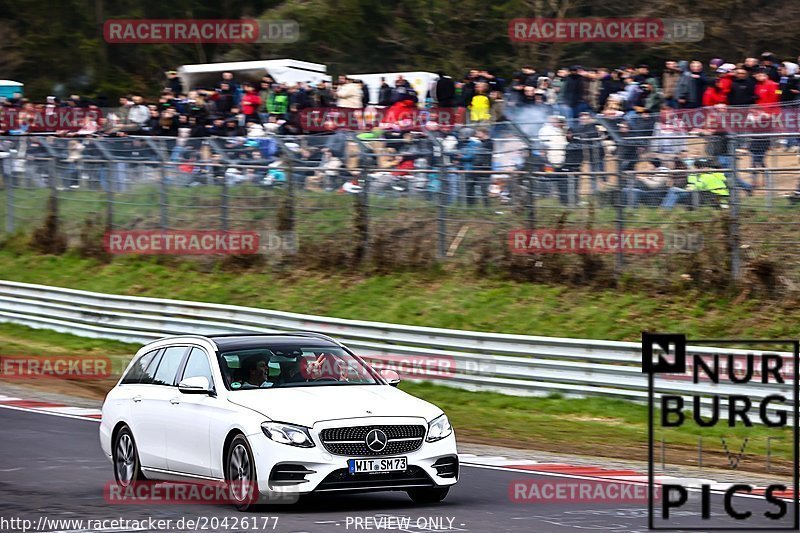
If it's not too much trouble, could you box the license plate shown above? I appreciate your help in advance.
[348,456,407,474]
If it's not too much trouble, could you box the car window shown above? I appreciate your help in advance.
[120,349,161,385]
[152,346,188,386]
[181,347,214,387]
[220,344,378,390]
[140,349,164,385]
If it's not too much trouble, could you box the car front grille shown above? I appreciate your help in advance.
[319,424,426,456]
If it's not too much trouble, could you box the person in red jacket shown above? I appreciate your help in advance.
[754,68,780,108]
[240,82,262,123]
[715,64,735,98]
[702,77,728,107]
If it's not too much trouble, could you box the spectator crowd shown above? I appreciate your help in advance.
[1,50,798,207]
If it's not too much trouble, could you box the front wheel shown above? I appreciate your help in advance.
[226,434,258,511]
[407,487,450,504]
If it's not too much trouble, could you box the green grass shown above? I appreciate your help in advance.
[0,247,796,341]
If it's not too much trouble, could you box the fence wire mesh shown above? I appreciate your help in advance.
[2,123,800,290]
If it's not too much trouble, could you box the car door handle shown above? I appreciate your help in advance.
[170,397,180,405]
[132,395,142,403]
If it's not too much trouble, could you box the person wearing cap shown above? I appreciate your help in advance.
[709,58,724,72]
[715,64,736,97]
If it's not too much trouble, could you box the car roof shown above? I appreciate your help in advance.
[207,333,340,352]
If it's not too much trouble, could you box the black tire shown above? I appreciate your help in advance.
[113,426,146,487]
[225,434,259,511]
[407,486,450,504]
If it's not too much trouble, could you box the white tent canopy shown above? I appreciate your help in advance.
[177,59,330,90]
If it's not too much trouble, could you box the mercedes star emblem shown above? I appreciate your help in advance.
[365,429,388,452]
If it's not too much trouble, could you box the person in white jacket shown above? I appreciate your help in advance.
[336,78,363,108]
[538,115,568,167]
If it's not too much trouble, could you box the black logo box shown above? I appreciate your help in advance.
[643,333,800,531]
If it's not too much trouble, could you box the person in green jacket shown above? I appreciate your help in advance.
[661,158,728,208]
[266,85,289,118]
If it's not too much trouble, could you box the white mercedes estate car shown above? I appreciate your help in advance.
[100,332,458,509]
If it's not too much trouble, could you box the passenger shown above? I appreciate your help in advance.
[237,355,272,388]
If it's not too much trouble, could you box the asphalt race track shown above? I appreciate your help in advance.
[0,408,794,533]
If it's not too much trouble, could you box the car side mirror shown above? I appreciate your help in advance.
[380,369,401,387]
[178,376,213,395]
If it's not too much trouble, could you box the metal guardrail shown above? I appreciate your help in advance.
[0,280,793,420]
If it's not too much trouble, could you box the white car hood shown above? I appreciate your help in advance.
[226,385,442,427]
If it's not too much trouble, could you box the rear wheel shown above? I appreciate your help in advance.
[407,486,450,504]
[113,426,146,487]
[226,434,258,511]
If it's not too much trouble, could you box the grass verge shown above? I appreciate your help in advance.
[0,249,797,341]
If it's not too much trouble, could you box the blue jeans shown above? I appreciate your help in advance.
[661,187,690,209]
[588,159,606,194]
[446,172,459,205]
[718,155,754,193]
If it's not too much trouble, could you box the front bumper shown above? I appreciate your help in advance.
[248,417,458,498]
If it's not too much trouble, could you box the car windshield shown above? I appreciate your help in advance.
[219,345,380,390]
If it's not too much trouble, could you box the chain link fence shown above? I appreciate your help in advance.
[1,122,799,292]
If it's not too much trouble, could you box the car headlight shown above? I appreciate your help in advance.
[261,422,315,448]
[426,414,453,442]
